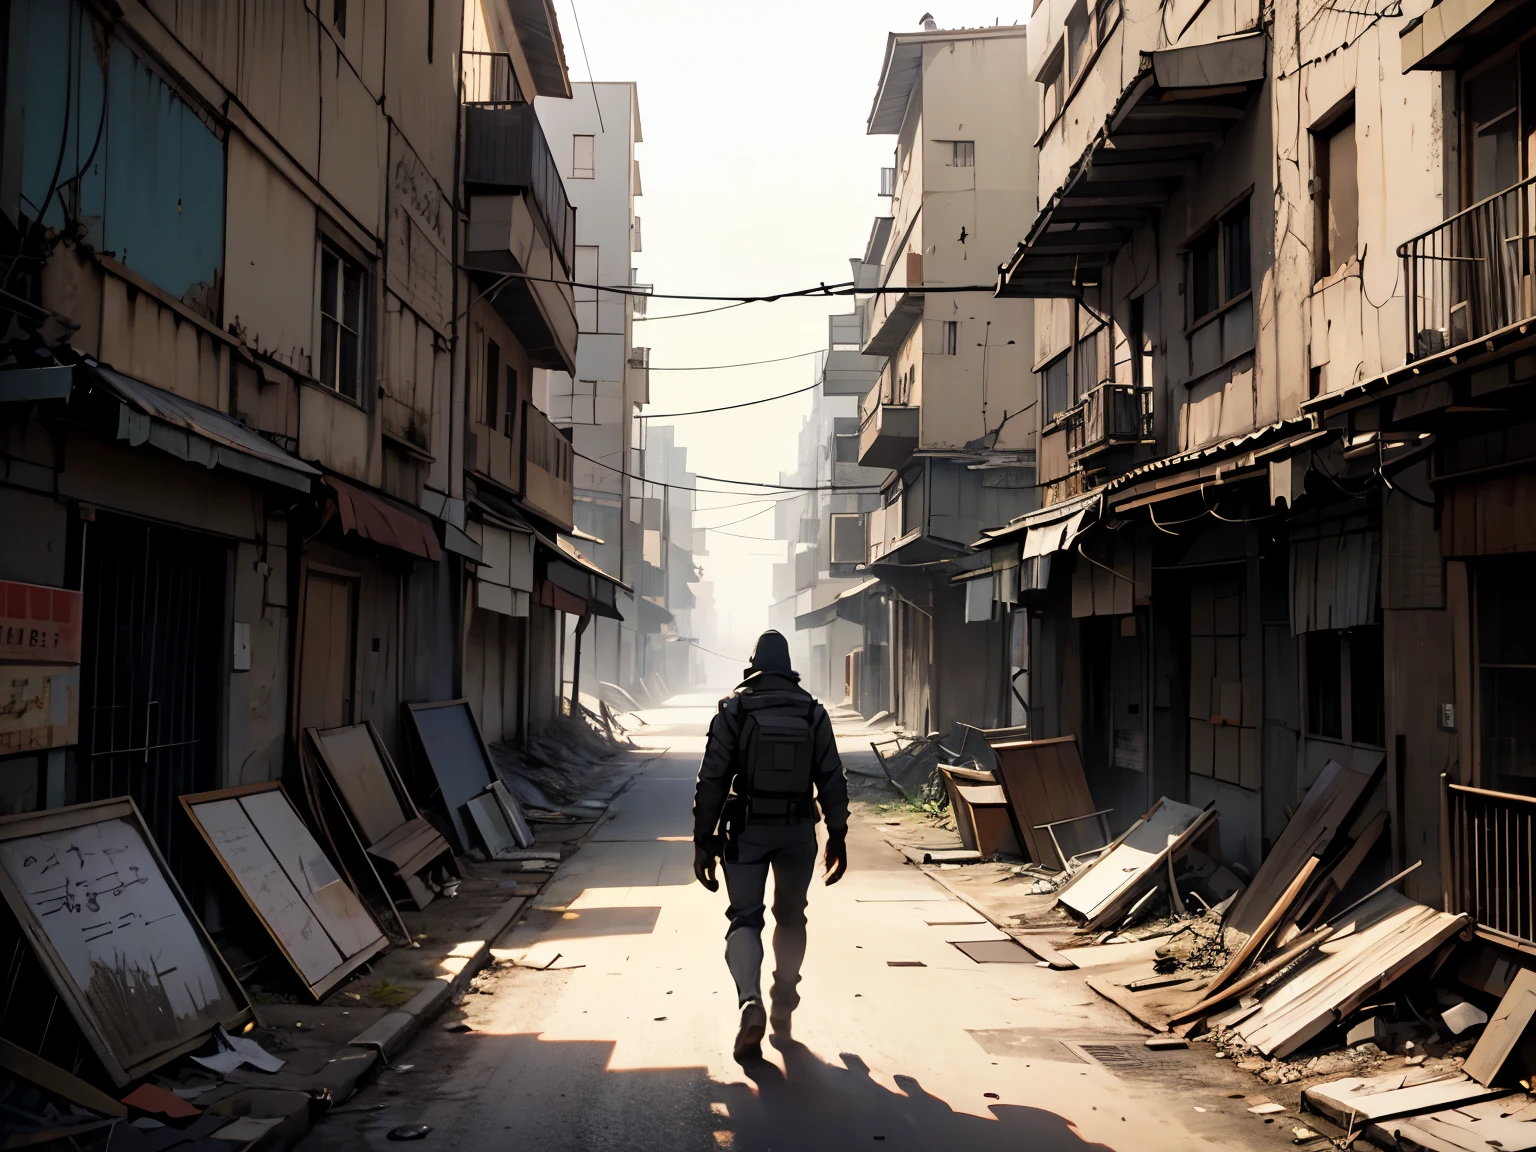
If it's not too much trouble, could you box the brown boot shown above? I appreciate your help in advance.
[734,1000,766,1062]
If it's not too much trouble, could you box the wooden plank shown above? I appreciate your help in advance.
[1304,1070,1506,1126]
[0,1037,126,1117]
[368,816,444,869]
[1013,937,1078,970]
[309,724,410,844]
[1204,855,1322,997]
[1225,758,1381,937]
[1375,1110,1536,1152]
[1058,799,1207,926]
[991,736,1096,868]
[1465,968,1536,1086]
[1283,809,1389,942]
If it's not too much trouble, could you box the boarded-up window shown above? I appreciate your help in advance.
[1290,515,1380,633]
[1188,572,1260,789]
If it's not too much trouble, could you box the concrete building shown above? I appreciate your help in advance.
[0,0,627,853]
[985,0,1536,963]
[849,22,1040,735]
[635,422,708,698]
[535,81,647,701]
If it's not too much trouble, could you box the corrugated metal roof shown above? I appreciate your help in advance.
[92,363,318,493]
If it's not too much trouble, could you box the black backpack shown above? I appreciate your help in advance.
[737,691,819,820]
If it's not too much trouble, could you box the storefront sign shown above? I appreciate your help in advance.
[0,580,82,664]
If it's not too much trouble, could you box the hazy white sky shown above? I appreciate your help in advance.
[548,1,1032,668]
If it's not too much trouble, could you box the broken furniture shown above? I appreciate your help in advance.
[1056,797,1215,931]
[405,699,532,856]
[306,722,453,910]
[0,797,250,1087]
[937,766,1021,858]
[869,732,942,801]
[180,782,388,1000]
[465,780,536,860]
[989,734,1112,871]
[938,723,1028,773]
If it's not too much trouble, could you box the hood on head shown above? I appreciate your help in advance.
[743,629,793,679]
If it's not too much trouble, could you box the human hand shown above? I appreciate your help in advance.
[693,839,720,892]
[823,830,848,886]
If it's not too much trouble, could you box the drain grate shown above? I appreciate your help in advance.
[1059,1041,1152,1070]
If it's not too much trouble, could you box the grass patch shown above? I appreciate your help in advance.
[362,979,416,1008]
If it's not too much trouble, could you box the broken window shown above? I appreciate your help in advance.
[573,134,595,179]
[1066,1,1092,83]
[319,243,365,401]
[1312,101,1358,281]
[1477,556,1536,791]
[1187,199,1251,327]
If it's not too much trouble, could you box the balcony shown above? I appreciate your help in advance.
[521,402,574,531]
[862,252,925,358]
[1067,384,1153,459]
[1402,175,1536,361]
[463,100,577,372]
[857,400,919,470]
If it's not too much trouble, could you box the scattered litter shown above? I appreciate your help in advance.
[1440,1002,1488,1035]
[445,1024,475,1034]
[122,1084,201,1120]
[190,1025,286,1075]
[1247,1102,1286,1115]
[211,1116,285,1142]
[1145,1036,1187,1050]
[388,1124,432,1141]
[388,1064,416,1073]
[887,961,926,967]
[1289,1126,1321,1144]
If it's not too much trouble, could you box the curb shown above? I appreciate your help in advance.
[345,894,531,1060]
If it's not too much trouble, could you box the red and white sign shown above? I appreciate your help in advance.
[0,580,83,664]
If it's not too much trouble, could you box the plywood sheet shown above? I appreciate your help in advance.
[489,781,534,849]
[1226,758,1379,937]
[406,701,497,853]
[1304,1069,1502,1126]
[1233,890,1468,1058]
[0,800,245,1086]
[311,724,409,844]
[183,785,386,999]
[1466,967,1536,1086]
[991,735,1096,867]
[467,790,518,859]
[1058,798,1205,923]
[1371,1096,1536,1152]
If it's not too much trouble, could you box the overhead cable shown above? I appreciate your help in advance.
[641,381,819,418]
[568,444,882,494]
[467,268,997,302]
[647,349,820,372]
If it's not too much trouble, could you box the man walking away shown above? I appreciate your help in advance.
[692,629,849,1062]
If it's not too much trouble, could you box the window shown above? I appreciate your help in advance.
[503,365,518,438]
[1464,54,1519,203]
[1074,326,1103,396]
[1187,199,1251,326]
[940,320,958,355]
[1304,626,1384,746]
[1041,52,1065,132]
[427,0,435,61]
[332,0,347,37]
[1041,353,1069,421]
[1312,103,1358,281]
[573,134,595,179]
[319,243,364,400]
[1066,1,1092,82]
[947,140,975,167]
[485,340,501,430]
[574,245,599,330]
[1477,557,1536,791]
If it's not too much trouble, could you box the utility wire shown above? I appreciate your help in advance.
[468,269,997,302]
[567,0,605,132]
[569,443,881,493]
[635,301,750,322]
[641,381,819,419]
[647,349,820,372]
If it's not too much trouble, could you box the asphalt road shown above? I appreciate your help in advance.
[301,696,1282,1152]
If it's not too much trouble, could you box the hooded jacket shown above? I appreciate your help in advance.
[691,633,849,841]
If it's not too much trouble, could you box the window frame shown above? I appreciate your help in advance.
[317,239,368,404]
[945,140,975,168]
[1311,96,1358,283]
[484,339,501,432]
[1458,39,1531,209]
[940,320,958,355]
[1183,196,1253,332]
[572,134,596,180]
[1039,351,1070,424]
[1302,625,1385,749]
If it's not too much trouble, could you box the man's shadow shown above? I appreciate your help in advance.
[714,1037,1119,1152]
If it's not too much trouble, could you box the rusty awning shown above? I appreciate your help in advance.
[997,33,1266,298]
[323,475,443,561]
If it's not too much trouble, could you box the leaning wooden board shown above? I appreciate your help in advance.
[991,736,1095,867]
[181,782,388,1000]
[1231,890,1469,1058]
[1367,1095,1536,1152]
[1303,1068,1507,1126]
[1057,797,1207,926]
[1465,967,1536,1086]
[0,798,250,1087]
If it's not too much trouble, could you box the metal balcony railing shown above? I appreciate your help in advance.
[1443,777,1536,949]
[463,103,575,277]
[1402,174,1536,361]
[1064,384,1151,458]
[462,50,524,107]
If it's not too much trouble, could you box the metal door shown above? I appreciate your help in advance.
[78,513,226,856]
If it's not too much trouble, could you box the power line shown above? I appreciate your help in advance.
[635,301,749,322]
[640,381,819,419]
[647,349,820,372]
[569,443,881,494]
[567,0,605,132]
[468,268,998,302]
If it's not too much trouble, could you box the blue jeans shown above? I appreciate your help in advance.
[722,823,818,1011]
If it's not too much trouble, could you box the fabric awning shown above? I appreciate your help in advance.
[324,475,443,561]
[90,363,318,493]
[998,33,1266,298]
[637,596,674,633]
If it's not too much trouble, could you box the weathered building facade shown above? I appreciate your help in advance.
[0,0,623,849]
